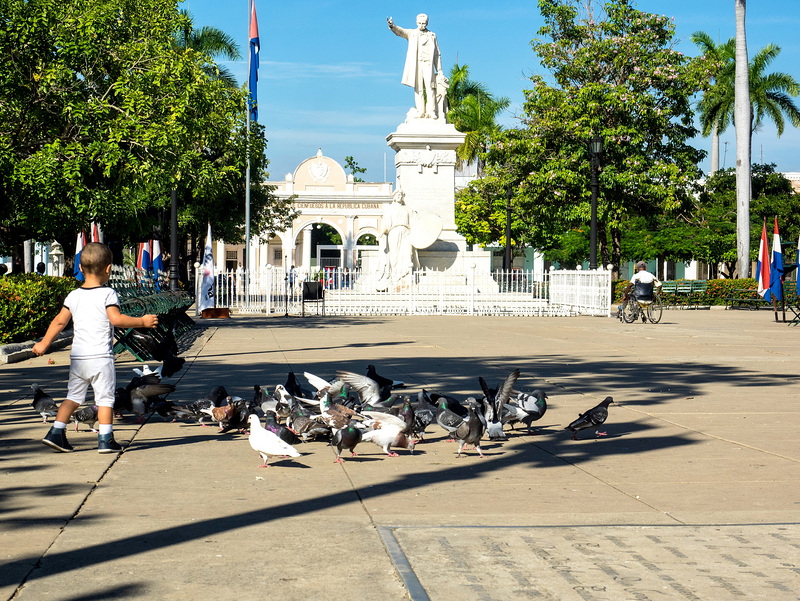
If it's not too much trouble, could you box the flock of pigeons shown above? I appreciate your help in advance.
[31,348,615,466]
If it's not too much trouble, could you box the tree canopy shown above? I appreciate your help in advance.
[455,0,713,275]
[0,0,293,262]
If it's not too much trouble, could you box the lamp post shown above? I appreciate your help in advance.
[169,189,180,291]
[504,186,513,272]
[588,135,603,270]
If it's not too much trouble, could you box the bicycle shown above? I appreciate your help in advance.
[620,290,663,324]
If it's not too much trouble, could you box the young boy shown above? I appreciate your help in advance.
[32,242,158,453]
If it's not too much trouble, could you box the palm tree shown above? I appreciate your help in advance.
[698,42,800,157]
[445,64,510,170]
[734,0,750,278]
[174,10,242,88]
[691,32,735,174]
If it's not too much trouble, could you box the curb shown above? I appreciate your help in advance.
[0,330,73,365]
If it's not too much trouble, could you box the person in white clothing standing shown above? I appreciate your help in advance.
[33,242,158,453]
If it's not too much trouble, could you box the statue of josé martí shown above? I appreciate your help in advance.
[387,13,447,120]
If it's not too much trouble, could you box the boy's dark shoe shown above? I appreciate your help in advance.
[97,433,123,454]
[42,427,73,452]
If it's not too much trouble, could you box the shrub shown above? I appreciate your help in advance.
[0,274,80,345]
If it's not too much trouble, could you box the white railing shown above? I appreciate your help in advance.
[198,266,611,318]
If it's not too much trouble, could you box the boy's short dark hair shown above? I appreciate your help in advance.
[80,242,113,275]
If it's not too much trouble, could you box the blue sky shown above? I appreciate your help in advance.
[184,0,800,181]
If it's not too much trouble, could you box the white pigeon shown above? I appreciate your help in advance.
[247,414,300,467]
[133,364,163,378]
[360,411,415,457]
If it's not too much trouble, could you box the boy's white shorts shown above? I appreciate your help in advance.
[67,357,116,408]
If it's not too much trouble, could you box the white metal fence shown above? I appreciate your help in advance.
[197,266,611,317]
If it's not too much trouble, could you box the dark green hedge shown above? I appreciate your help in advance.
[0,274,80,345]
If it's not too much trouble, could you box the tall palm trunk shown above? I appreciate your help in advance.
[710,121,720,175]
[734,0,751,278]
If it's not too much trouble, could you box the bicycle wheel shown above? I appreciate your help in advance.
[646,294,663,324]
[621,298,638,323]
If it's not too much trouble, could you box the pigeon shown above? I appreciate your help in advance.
[479,368,520,441]
[172,385,230,425]
[284,371,315,399]
[31,384,58,423]
[366,364,403,399]
[130,324,185,377]
[263,410,300,445]
[219,397,252,434]
[318,390,362,430]
[71,405,99,432]
[330,423,363,462]
[201,403,235,430]
[287,403,330,442]
[360,411,415,457]
[247,414,301,467]
[336,371,397,409]
[430,392,468,417]
[566,397,614,440]
[454,401,488,458]
[132,364,163,379]
[505,389,548,433]
[114,375,176,422]
[435,397,467,441]
[412,389,437,441]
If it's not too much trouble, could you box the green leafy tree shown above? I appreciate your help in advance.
[0,0,293,275]
[344,156,366,182]
[456,0,712,277]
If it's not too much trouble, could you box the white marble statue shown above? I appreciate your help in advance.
[387,14,443,119]
[380,189,417,286]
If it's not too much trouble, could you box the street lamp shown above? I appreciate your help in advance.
[588,135,603,270]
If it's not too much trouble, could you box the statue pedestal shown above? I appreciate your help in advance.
[386,118,467,266]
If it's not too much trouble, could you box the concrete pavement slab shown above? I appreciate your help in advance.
[2,311,800,600]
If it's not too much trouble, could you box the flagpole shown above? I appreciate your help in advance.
[244,0,252,307]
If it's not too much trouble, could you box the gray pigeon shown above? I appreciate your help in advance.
[454,401,488,458]
[31,384,58,423]
[504,388,548,433]
[71,405,99,432]
[566,397,614,440]
[479,368,520,441]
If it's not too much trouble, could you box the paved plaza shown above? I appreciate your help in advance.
[1,310,799,600]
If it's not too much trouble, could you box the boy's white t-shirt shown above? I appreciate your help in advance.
[63,287,120,359]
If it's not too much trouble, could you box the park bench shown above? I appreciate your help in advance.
[109,265,194,361]
[724,288,770,310]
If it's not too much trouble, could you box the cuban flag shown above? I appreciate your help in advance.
[248,0,259,121]
[137,241,152,271]
[151,239,164,290]
[769,217,783,302]
[74,231,86,282]
[756,220,770,299]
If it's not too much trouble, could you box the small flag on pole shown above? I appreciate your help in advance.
[756,219,770,299]
[248,0,260,121]
[137,241,152,271]
[769,216,783,302]
[796,233,800,297]
[91,221,100,243]
[74,231,86,282]
[198,223,216,312]
[151,239,164,290]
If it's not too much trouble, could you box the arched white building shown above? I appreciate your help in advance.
[216,149,394,274]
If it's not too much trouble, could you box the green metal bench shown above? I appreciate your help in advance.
[109,265,194,361]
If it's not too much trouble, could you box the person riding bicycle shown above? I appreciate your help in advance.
[622,261,662,303]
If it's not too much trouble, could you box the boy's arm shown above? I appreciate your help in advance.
[107,306,158,329]
[32,307,72,356]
